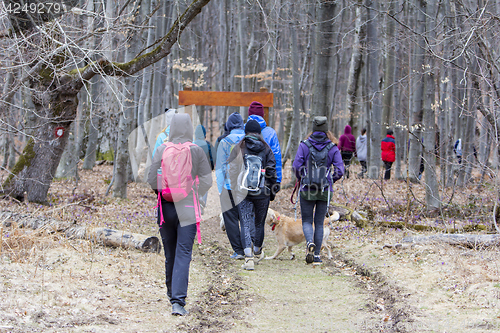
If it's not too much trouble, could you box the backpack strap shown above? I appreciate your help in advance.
[303,139,313,150]
[192,176,202,244]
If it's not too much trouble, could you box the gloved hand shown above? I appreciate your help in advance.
[270,183,281,201]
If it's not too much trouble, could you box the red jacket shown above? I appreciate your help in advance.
[381,135,396,162]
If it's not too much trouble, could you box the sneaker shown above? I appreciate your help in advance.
[241,256,255,270]
[313,256,322,265]
[230,252,245,260]
[172,303,188,316]
[254,247,265,263]
[306,242,315,264]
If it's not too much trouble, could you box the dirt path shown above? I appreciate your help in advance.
[2,167,500,332]
[173,181,383,332]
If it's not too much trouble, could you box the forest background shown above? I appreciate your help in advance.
[0,1,500,331]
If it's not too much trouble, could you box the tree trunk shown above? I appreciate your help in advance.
[310,0,336,123]
[408,0,426,183]
[82,77,100,170]
[346,0,365,129]
[285,2,301,176]
[381,0,396,129]
[3,84,78,203]
[113,33,139,198]
[366,0,382,179]
[55,122,78,179]
[423,0,440,210]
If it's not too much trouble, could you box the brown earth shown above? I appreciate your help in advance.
[0,163,499,332]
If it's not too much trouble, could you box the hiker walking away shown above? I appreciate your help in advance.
[247,101,282,200]
[214,123,229,167]
[355,128,367,178]
[381,129,396,180]
[147,113,212,316]
[293,116,344,265]
[153,108,177,157]
[215,112,246,260]
[338,125,356,178]
[228,119,277,270]
[193,124,215,211]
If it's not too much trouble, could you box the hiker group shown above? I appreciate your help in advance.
[147,103,396,316]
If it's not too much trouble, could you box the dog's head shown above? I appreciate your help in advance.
[265,208,280,226]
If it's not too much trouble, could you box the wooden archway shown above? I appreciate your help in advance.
[178,87,273,124]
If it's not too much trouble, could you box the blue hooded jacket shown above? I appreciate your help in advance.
[215,112,245,193]
[193,125,214,170]
[247,115,282,183]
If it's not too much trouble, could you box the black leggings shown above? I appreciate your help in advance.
[341,151,354,178]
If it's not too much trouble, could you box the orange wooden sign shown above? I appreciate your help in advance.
[179,91,273,107]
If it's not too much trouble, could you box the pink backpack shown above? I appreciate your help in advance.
[158,142,195,201]
[156,142,202,243]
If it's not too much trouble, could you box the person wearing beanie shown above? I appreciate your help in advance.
[246,101,282,201]
[228,118,277,270]
[381,129,396,180]
[215,112,247,260]
[338,125,356,179]
[310,116,328,132]
[245,119,261,134]
[293,116,344,265]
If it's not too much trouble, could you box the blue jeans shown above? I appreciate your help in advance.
[158,201,197,307]
[300,196,327,256]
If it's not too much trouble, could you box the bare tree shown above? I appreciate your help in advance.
[1,0,212,203]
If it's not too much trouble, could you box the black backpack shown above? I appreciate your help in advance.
[300,140,334,192]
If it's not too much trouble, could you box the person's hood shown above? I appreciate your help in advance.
[194,124,206,141]
[244,135,265,154]
[247,115,267,130]
[169,113,193,144]
[358,134,366,143]
[308,132,332,150]
[226,112,244,132]
[344,125,352,135]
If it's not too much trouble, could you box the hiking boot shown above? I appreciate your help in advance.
[254,247,265,263]
[172,303,188,316]
[230,252,245,260]
[241,256,255,270]
[313,255,322,265]
[306,242,315,264]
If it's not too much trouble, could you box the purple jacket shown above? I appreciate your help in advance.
[339,125,356,152]
[293,132,344,191]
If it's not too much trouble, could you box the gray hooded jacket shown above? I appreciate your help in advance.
[147,113,212,226]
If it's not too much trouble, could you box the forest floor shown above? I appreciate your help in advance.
[0,163,499,332]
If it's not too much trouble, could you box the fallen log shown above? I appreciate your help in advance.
[0,211,161,253]
[328,204,370,228]
[402,234,500,248]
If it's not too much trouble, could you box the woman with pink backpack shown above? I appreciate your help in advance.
[147,113,212,316]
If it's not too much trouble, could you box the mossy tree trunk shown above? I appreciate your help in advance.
[3,80,79,203]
